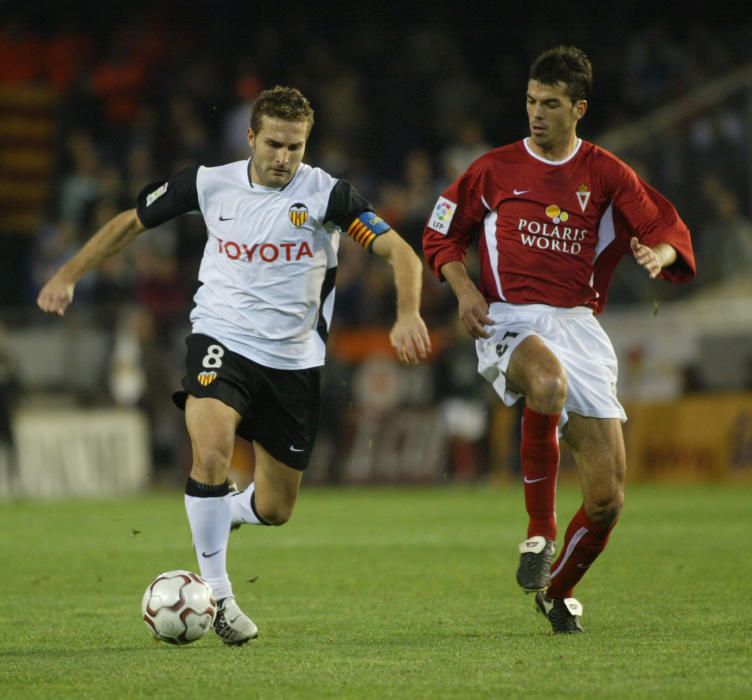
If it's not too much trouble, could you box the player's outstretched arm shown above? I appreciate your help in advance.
[371,230,431,365]
[630,237,677,279]
[37,208,146,316]
[440,261,492,339]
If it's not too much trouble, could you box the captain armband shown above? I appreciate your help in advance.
[346,211,391,250]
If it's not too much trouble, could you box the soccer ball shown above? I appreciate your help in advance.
[141,570,217,645]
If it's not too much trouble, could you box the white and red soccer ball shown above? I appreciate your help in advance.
[141,570,216,645]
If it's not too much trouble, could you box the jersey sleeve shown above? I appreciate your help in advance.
[422,158,491,280]
[323,179,391,251]
[606,162,696,284]
[135,165,201,229]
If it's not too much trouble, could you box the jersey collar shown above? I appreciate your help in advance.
[523,137,582,165]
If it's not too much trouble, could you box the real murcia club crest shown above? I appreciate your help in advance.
[576,184,591,212]
[288,202,309,228]
[198,371,217,386]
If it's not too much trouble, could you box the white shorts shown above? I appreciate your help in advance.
[476,303,627,426]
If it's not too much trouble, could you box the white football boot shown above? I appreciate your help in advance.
[213,597,258,645]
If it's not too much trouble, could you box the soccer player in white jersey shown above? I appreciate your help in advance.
[423,47,695,633]
[38,86,431,645]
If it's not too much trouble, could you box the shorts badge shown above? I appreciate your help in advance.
[198,371,217,386]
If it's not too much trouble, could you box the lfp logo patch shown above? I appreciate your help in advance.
[427,196,457,235]
[288,202,309,228]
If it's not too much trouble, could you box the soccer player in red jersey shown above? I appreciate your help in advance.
[423,46,695,633]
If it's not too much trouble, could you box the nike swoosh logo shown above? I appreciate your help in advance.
[289,445,305,452]
[202,549,222,558]
[513,189,531,196]
[523,476,548,484]
[218,215,235,221]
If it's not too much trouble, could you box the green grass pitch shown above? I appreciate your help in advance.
[1,483,749,699]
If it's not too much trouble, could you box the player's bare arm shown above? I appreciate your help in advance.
[371,230,431,365]
[630,237,677,279]
[440,260,492,339]
[37,208,146,316]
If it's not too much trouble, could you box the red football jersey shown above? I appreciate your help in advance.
[423,139,695,313]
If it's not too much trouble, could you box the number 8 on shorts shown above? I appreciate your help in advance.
[202,344,225,369]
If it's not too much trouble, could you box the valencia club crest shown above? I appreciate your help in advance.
[288,202,309,228]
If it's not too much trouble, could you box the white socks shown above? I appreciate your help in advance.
[184,493,233,601]
[228,482,267,525]
[184,478,269,602]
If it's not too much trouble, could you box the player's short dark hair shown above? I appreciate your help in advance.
[529,46,592,103]
[250,85,315,134]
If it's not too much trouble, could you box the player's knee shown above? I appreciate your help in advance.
[527,372,567,413]
[584,493,623,526]
[257,502,294,526]
[192,446,232,483]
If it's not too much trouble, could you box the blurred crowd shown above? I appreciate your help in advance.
[2,3,752,478]
[2,4,751,315]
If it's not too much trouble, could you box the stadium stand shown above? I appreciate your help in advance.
[1,3,751,490]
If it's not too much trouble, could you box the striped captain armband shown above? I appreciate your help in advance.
[347,211,391,250]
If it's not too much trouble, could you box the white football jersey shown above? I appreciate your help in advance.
[136,159,389,369]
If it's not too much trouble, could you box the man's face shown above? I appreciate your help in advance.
[526,80,586,151]
[248,117,309,188]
